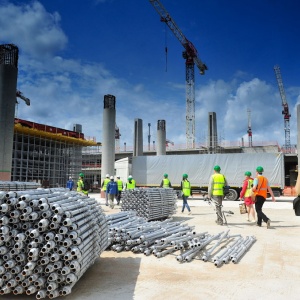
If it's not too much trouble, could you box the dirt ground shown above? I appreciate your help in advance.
[2,194,299,300]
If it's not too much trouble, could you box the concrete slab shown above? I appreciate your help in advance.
[2,193,299,300]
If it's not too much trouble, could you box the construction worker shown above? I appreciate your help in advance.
[180,173,192,214]
[160,173,172,188]
[77,173,88,196]
[66,177,74,191]
[101,174,110,206]
[125,175,136,190]
[116,175,123,205]
[252,166,275,228]
[208,165,228,225]
[106,176,118,209]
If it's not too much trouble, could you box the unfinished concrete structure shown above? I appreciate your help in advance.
[157,120,166,156]
[133,118,143,157]
[101,94,116,177]
[0,44,18,180]
[208,112,219,154]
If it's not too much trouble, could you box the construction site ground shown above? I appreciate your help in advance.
[2,194,299,300]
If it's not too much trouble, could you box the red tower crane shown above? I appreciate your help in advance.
[247,108,252,147]
[274,65,291,153]
[149,0,208,149]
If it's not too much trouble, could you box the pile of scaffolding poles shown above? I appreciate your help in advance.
[107,212,256,266]
[0,188,108,298]
[120,188,177,221]
[0,181,41,192]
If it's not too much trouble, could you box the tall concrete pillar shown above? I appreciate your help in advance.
[133,118,143,156]
[0,44,19,180]
[157,120,166,156]
[208,112,218,154]
[102,94,116,178]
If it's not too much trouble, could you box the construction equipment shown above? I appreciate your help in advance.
[149,0,208,149]
[16,90,30,106]
[247,108,252,147]
[166,139,174,147]
[274,65,291,153]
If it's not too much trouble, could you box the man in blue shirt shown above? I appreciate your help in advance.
[66,177,74,191]
[106,176,118,209]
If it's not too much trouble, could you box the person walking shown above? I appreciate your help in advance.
[77,173,88,196]
[180,173,192,214]
[66,177,74,191]
[116,175,123,205]
[125,175,136,190]
[239,171,256,222]
[208,165,228,225]
[106,176,118,209]
[252,166,276,228]
[160,173,172,188]
[101,174,110,206]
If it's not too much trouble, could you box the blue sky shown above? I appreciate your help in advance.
[1,0,300,149]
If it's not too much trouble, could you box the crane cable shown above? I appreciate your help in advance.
[165,22,168,72]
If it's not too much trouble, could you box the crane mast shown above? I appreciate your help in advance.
[274,65,291,153]
[247,108,252,147]
[149,0,208,149]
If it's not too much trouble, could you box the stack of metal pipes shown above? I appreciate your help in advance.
[107,212,256,266]
[0,181,40,192]
[0,188,108,298]
[121,188,177,221]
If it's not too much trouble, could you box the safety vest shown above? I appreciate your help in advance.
[254,175,268,198]
[127,179,136,190]
[182,180,191,197]
[162,178,170,188]
[212,173,225,196]
[102,178,110,191]
[117,179,123,191]
[244,179,253,197]
[77,179,84,192]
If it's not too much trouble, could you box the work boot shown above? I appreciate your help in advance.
[266,219,271,229]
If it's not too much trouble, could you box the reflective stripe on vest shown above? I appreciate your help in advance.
[182,180,191,197]
[117,180,123,191]
[212,174,225,196]
[255,176,268,198]
[163,178,170,188]
[244,179,253,197]
[103,178,110,191]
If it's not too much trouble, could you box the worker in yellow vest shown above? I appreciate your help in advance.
[116,175,123,205]
[101,174,110,206]
[180,173,192,214]
[125,175,136,190]
[208,165,228,225]
[160,173,172,188]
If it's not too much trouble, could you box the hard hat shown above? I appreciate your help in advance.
[79,172,84,177]
[164,173,168,177]
[128,175,133,179]
[256,166,264,173]
[106,174,109,178]
[214,165,221,171]
[182,173,188,179]
[110,176,114,180]
[244,171,252,176]
[117,175,120,178]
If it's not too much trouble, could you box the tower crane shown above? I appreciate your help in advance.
[149,0,208,149]
[247,108,252,147]
[274,65,291,153]
[15,90,30,118]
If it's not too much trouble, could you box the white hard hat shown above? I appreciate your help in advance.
[117,175,120,178]
[110,176,114,180]
[106,174,109,177]
[128,175,133,179]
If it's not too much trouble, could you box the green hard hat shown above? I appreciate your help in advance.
[79,172,84,177]
[256,166,264,173]
[214,165,221,171]
[244,171,252,176]
[182,173,188,179]
[164,173,168,178]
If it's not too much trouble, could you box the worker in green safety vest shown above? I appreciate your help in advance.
[101,174,110,206]
[160,173,172,188]
[116,175,123,205]
[125,175,136,190]
[180,173,192,215]
[208,165,228,225]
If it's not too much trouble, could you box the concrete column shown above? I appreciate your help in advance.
[208,112,218,154]
[0,44,19,180]
[157,120,166,156]
[102,94,116,178]
[133,118,143,156]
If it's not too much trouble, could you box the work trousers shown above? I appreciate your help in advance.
[255,195,269,225]
[108,194,116,208]
[212,195,223,223]
[182,195,191,212]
